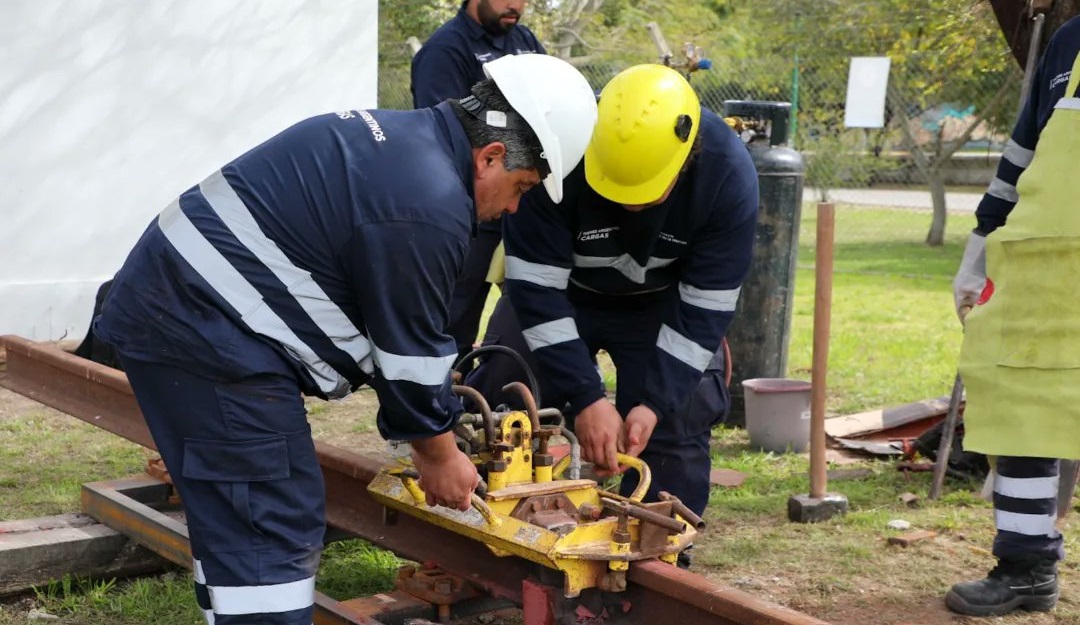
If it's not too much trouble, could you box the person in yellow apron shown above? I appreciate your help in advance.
[949,16,1080,617]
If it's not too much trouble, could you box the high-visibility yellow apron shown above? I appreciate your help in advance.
[486,242,507,286]
[959,52,1080,460]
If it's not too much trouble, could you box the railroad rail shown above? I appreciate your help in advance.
[1,335,829,625]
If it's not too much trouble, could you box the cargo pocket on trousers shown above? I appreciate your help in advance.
[182,437,290,540]
[680,369,731,438]
[998,237,1080,369]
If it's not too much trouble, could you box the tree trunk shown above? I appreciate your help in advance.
[888,77,1018,246]
[989,0,1080,69]
[925,174,950,246]
[551,0,604,60]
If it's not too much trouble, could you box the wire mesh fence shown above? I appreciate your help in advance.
[379,52,1020,194]
[381,53,1017,245]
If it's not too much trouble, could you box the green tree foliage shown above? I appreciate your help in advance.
[377,0,753,102]
[379,0,751,67]
[746,0,1020,245]
[378,0,458,66]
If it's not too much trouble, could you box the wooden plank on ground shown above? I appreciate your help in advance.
[825,396,953,439]
[0,513,171,596]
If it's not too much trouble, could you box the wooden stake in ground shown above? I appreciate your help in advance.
[788,203,849,522]
[929,372,965,500]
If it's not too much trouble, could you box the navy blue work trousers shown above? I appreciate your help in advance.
[466,294,728,516]
[120,356,324,625]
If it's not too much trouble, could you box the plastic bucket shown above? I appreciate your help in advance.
[742,378,812,453]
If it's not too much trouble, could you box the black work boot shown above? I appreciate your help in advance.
[945,557,1059,616]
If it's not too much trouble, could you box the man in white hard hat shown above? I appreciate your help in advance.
[93,54,597,625]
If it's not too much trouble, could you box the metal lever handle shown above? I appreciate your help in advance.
[553,453,652,502]
[391,468,500,527]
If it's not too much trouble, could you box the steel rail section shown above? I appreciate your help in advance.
[1,335,830,625]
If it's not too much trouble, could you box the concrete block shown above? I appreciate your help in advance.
[787,493,849,523]
[0,513,169,597]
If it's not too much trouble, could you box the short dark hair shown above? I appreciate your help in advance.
[449,79,550,178]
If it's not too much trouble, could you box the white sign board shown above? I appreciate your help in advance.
[0,0,378,341]
[844,57,891,128]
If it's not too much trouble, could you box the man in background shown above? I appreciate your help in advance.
[412,0,547,373]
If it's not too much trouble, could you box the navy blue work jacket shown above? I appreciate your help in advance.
[410,4,546,109]
[95,103,476,441]
[975,16,1080,235]
[503,108,760,423]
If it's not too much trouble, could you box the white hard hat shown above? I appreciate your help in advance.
[483,54,598,203]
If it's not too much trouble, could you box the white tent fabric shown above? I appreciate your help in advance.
[0,0,378,340]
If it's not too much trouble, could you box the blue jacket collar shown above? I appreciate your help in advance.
[434,102,478,235]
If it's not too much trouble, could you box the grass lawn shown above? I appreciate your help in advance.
[2,203,1077,625]
[787,204,970,414]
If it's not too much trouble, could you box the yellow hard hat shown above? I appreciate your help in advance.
[585,64,701,205]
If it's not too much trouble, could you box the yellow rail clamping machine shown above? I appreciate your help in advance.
[368,358,703,598]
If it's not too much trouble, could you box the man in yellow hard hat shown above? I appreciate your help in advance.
[466,64,759,546]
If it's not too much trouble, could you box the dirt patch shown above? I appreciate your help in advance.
[307,389,392,461]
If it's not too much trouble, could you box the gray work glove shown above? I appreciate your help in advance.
[953,233,987,321]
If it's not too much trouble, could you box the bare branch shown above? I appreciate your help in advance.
[936,72,1020,161]
[887,87,935,178]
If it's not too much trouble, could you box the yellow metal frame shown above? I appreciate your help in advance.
[367,410,697,597]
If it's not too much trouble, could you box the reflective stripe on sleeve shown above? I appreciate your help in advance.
[987,177,1019,203]
[1002,138,1034,169]
[656,324,713,371]
[522,317,580,350]
[679,283,740,312]
[371,346,456,386]
[505,255,571,289]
